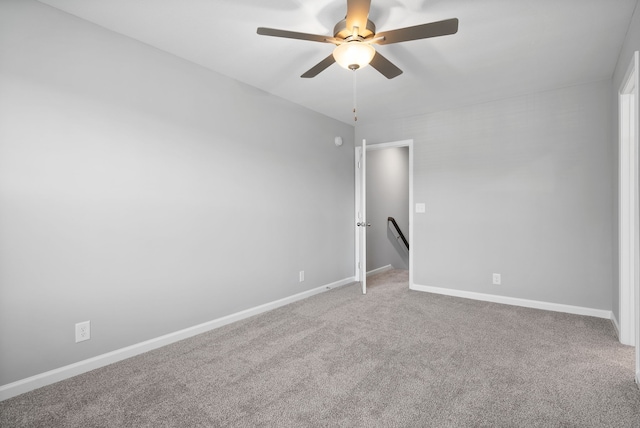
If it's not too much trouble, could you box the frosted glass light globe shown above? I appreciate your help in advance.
[333,42,376,70]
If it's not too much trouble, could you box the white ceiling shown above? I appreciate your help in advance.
[37,0,638,125]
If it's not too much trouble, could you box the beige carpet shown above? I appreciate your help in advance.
[1,269,639,427]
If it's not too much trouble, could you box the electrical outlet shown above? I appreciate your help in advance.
[299,271,305,282]
[492,273,501,285]
[75,321,91,343]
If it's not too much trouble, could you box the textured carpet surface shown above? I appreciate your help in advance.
[1,269,639,427]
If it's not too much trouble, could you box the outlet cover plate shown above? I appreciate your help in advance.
[75,321,91,343]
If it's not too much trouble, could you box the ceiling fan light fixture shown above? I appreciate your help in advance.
[333,42,376,70]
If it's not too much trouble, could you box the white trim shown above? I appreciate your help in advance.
[354,140,369,294]
[411,283,612,319]
[354,145,363,283]
[611,313,621,339]
[366,264,393,277]
[360,139,414,289]
[366,139,414,152]
[0,276,355,402]
[618,50,639,348]
[362,139,367,294]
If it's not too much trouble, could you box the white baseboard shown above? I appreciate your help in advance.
[0,276,355,402]
[366,264,393,277]
[410,283,612,320]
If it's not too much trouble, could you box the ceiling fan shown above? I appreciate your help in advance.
[257,0,458,79]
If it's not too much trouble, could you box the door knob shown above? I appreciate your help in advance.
[357,222,371,227]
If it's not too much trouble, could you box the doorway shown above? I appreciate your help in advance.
[355,139,414,294]
[618,50,639,384]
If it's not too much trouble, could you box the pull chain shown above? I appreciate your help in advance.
[352,68,358,122]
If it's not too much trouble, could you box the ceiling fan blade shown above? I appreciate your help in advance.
[301,54,336,78]
[257,27,334,44]
[346,0,371,33]
[369,51,403,79]
[374,18,459,45]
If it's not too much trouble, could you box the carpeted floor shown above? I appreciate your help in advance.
[1,269,639,427]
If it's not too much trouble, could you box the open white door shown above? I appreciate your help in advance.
[355,140,367,294]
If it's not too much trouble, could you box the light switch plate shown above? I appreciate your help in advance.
[416,203,426,213]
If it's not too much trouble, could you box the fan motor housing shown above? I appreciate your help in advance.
[334,18,376,40]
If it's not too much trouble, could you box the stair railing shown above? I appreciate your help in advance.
[387,217,409,250]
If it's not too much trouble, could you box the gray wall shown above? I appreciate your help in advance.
[610,0,640,323]
[0,0,354,386]
[366,147,409,271]
[356,80,614,311]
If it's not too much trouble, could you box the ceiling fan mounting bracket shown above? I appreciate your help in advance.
[333,18,376,40]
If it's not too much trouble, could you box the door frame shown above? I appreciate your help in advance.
[355,139,414,291]
[355,140,368,294]
[618,50,639,384]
